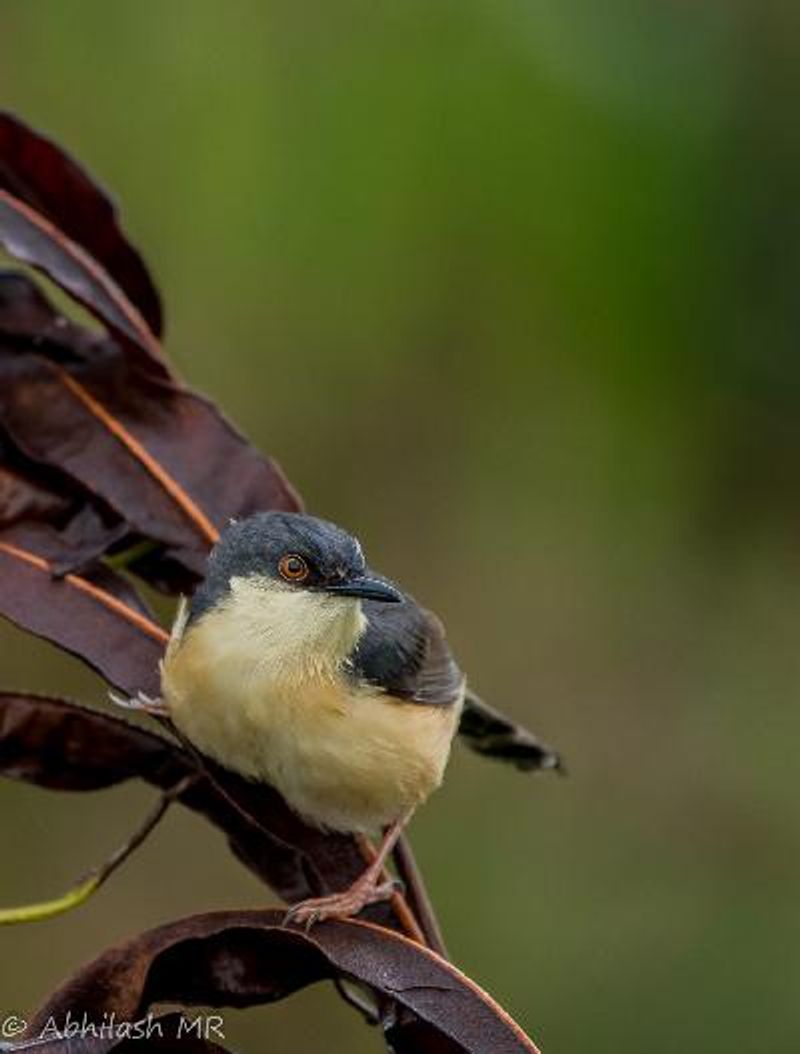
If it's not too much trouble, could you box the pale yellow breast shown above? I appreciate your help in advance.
[162,601,463,832]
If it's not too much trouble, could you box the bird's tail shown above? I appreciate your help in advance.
[458,689,564,774]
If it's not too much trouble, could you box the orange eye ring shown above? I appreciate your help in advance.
[278,553,309,583]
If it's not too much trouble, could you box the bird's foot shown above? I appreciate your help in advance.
[284,876,402,929]
[109,690,169,716]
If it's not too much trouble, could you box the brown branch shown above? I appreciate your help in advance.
[392,835,449,958]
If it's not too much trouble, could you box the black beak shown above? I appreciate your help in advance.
[323,576,403,603]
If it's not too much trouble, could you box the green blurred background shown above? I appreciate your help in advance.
[2,1,799,1050]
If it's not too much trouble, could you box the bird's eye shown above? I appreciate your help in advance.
[278,553,309,583]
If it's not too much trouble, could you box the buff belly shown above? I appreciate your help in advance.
[162,613,462,833]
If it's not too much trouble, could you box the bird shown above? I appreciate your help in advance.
[134,510,559,924]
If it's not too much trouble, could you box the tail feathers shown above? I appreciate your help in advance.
[458,689,564,774]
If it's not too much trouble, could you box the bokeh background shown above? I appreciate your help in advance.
[2,2,799,1051]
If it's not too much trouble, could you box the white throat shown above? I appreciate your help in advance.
[212,575,367,684]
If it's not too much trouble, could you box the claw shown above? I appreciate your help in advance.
[284,875,400,927]
[109,690,168,716]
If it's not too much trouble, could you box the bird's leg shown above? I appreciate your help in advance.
[285,809,413,927]
[108,690,169,716]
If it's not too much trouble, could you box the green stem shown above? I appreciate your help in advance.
[0,773,196,926]
[0,873,101,925]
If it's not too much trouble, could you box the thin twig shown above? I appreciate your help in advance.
[392,835,449,958]
[0,773,197,925]
[332,977,381,1025]
[92,773,199,887]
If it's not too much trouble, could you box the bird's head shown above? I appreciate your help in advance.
[187,512,401,669]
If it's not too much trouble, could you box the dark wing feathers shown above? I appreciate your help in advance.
[353,583,563,774]
[351,592,463,708]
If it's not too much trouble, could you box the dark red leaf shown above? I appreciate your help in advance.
[0,547,165,695]
[0,190,166,374]
[0,502,128,577]
[0,438,130,574]
[0,693,177,791]
[0,111,163,338]
[20,911,541,1054]
[0,457,66,526]
[0,267,102,351]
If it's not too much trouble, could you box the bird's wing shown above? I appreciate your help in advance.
[352,593,464,708]
[354,588,564,773]
[458,689,563,773]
